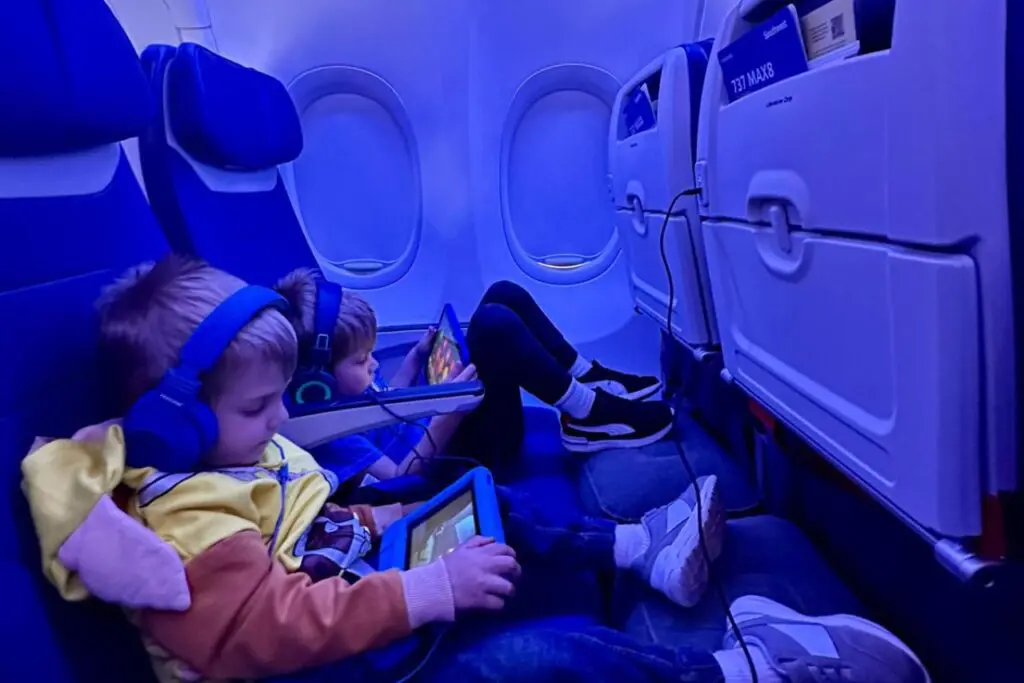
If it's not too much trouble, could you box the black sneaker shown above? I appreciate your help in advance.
[579,361,662,401]
[561,389,674,453]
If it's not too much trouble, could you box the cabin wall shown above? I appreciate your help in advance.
[106,0,692,368]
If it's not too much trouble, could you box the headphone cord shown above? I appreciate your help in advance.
[658,188,758,682]
[365,391,484,477]
[362,391,473,683]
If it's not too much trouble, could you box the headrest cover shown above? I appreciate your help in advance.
[0,0,153,156]
[168,43,304,171]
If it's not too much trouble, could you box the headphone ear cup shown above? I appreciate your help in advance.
[289,369,338,406]
[124,389,218,473]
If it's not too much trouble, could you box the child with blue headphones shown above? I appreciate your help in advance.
[21,254,930,683]
[275,268,677,487]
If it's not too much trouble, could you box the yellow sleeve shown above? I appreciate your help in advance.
[20,425,127,600]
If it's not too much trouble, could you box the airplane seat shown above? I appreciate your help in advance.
[695,0,1009,543]
[594,39,761,521]
[138,41,318,285]
[0,0,167,680]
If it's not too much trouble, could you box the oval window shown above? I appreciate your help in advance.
[500,64,621,284]
[288,66,422,287]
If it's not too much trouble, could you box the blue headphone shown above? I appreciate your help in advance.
[287,280,342,407]
[123,286,289,473]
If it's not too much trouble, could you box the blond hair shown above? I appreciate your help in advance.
[97,254,298,407]
[274,268,377,364]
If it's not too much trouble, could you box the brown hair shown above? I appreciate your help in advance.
[274,268,377,364]
[97,254,298,406]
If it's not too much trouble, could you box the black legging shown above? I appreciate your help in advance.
[447,280,583,469]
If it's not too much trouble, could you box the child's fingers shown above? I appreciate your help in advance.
[483,575,516,598]
[479,594,506,611]
[482,542,516,558]
[487,555,521,580]
[463,535,495,549]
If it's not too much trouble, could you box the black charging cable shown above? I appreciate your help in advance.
[365,391,484,477]
[658,188,758,682]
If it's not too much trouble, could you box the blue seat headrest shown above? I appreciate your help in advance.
[167,43,304,171]
[0,0,153,156]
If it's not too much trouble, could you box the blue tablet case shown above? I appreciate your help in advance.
[378,467,505,570]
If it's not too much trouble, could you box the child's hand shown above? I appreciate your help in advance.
[442,536,520,612]
[445,363,477,384]
[413,327,436,359]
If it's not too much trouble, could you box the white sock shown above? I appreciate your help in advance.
[612,524,650,568]
[713,648,782,683]
[555,378,596,419]
[569,354,593,379]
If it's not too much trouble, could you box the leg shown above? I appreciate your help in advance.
[501,475,727,608]
[418,624,725,683]
[478,280,579,369]
[499,485,617,573]
[467,301,574,407]
[464,301,675,454]
[480,280,664,400]
[445,310,527,467]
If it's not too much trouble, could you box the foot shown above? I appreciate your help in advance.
[632,475,725,607]
[721,596,931,683]
[560,389,674,453]
[579,361,662,401]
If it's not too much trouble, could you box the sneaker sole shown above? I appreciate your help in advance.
[662,475,725,607]
[560,421,674,453]
[725,595,932,683]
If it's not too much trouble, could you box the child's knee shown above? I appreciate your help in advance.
[482,280,528,307]
[468,303,518,345]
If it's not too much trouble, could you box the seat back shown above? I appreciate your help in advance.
[610,40,717,349]
[695,0,1004,538]
[0,1,166,679]
[140,42,318,285]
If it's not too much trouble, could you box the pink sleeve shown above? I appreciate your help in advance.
[57,495,190,611]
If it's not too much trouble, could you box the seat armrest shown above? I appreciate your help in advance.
[280,381,484,449]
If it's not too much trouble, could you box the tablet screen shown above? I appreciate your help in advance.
[426,314,462,385]
[407,490,478,568]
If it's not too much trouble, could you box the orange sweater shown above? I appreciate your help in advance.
[22,428,455,682]
[141,511,453,680]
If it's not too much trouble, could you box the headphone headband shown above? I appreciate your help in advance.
[309,280,342,369]
[176,286,289,381]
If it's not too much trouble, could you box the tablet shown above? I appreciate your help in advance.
[378,467,504,570]
[425,303,470,385]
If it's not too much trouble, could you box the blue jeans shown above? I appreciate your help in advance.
[268,490,725,683]
[269,623,724,683]
[448,281,581,468]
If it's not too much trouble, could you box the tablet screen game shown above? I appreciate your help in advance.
[407,490,478,568]
[426,314,463,384]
